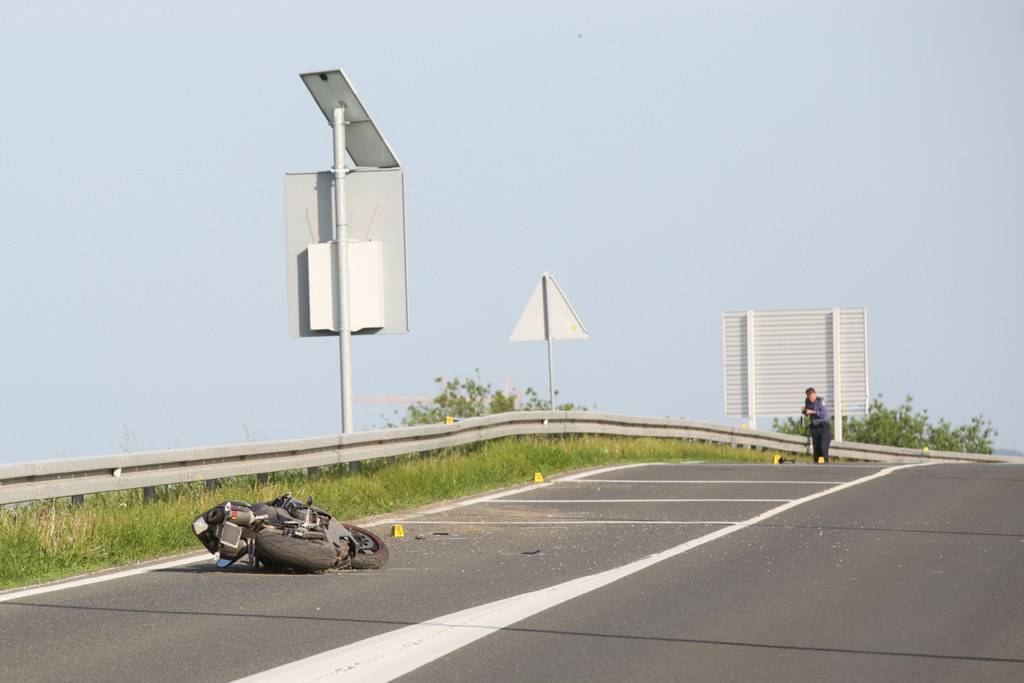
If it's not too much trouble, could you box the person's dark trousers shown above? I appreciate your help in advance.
[811,426,832,463]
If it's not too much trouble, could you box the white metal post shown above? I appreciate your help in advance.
[832,307,843,442]
[332,106,354,434]
[746,310,757,430]
[863,308,870,416]
[542,274,555,409]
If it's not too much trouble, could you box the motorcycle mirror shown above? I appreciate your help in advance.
[307,495,314,506]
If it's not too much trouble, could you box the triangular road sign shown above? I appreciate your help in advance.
[511,273,589,342]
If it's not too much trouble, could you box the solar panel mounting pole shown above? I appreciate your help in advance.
[293,68,407,436]
[331,105,354,434]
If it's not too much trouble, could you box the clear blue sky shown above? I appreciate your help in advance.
[1,1,1021,463]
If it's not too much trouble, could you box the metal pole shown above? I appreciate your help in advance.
[332,106,354,434]
[832,307,843,442]
[863,308,870,416]
[546,339,555,409]
[542,274,555,409]
[746,310,757,430]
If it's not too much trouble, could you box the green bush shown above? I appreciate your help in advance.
[772,395,995,453]
[399,370,587,426]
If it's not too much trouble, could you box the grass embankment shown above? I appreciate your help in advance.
[0,435,775,589]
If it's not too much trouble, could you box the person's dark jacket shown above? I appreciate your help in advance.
[806,398,831,428]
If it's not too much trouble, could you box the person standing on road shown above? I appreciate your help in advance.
[804,387,831,463]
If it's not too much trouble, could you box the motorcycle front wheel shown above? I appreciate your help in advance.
[345,525,389,570]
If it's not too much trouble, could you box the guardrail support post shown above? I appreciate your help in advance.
[205,479,219,490]
[257,473,268,484]
[307,466,321,477]
[143,486,156,503]
[70,494,84,506]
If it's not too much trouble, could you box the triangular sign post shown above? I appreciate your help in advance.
[511,273,589,408]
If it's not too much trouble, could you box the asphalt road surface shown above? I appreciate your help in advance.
[1,461,1022,682]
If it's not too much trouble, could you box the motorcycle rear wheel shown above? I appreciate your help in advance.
[256,527,337,572]
[345,525,389,570]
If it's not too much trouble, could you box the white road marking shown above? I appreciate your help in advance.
[390,520,741,526]
[481,498,794,504]
[232,462,933,683]
[569,479,845,485]
[0,553,211,604]
[622,463,886,469]
[364,462,660,527]
[556,463,666,480]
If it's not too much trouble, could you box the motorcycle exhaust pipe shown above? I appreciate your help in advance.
[226,508,255,527]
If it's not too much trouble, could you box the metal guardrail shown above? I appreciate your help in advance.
[0,411,1015,505]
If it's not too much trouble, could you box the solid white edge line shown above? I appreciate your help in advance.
[482,499,794,503]
[0,553,211,604]
[570,479,846,485]
[388,520,741,526]
[232,462,933,683]
[627,463,885,468]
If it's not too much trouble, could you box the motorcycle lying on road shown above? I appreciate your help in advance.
[192,493,388,571]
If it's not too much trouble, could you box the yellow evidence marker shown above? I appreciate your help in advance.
[445,416,455,424]
[534,472,544,483]
[391,524,405,538]
[772,454,782,465]
[818,457,825,463]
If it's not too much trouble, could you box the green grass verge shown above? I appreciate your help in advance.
[0,435,781,589]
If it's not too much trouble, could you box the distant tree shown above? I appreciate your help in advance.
[399,371,587,426]
[772,395,996,454]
